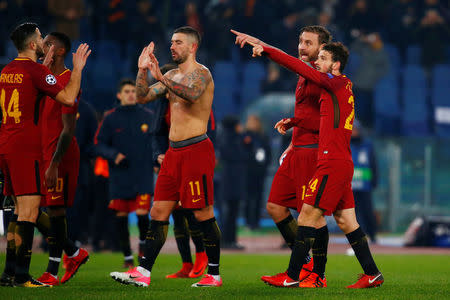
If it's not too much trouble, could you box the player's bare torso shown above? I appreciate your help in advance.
[165,63,214,142]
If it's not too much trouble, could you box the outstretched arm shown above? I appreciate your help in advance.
[248,43,336,91]
[148,53,212,103]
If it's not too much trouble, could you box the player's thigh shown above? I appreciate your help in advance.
[293,148,318,213]
[6,153,45,197]
[267,167,297,212]
[179,144,215,210]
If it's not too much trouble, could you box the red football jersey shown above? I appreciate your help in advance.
[41,69,79,161]
[292,62,321,146]
[0,58,64,154]
[263,46,355,162]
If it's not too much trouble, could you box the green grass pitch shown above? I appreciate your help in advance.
[1,253,449,299]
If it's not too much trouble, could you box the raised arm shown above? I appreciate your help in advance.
[148,53,212,103]
[55,43,91,106]
[135,67,167,104]
[261,45,335,91]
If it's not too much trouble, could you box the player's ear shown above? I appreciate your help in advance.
[116,92,121,101]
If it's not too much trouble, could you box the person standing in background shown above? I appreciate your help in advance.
[243,114,271,230]
[351,120,378,243]
[95,79,154,268]
[217,116,247,249]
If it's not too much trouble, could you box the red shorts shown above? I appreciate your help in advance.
[41,145,80,207]
[108,193,152,213]
[155,137,215,209]
[304,160,355,215]
[268,147,318,212]
[0,152,46,196]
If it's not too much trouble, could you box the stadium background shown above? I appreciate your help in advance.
[0,0,449,242]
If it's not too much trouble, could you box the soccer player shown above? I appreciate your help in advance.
[151,64,212,279]
[247,40,384,288]
[0,22,90,287]
[231,27,331,283]
[110,26,222,288]
[37,32,89,286]
[96,79,154,268]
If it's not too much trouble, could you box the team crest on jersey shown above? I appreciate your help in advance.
[141,123,149,133]
[46,74,57,85]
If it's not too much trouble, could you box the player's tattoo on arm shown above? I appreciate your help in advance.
[160,68,211,103]
[136,69,168,103]
[51,113,77,165]
[136,68,150,100]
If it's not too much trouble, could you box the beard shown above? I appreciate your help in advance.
[36,45,45,60]
[172,51,188,65]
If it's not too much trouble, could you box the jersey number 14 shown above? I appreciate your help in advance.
[0,89,22,124]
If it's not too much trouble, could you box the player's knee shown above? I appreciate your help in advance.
[18,206,39,222]
[193,206,214,222]
[116,211,128,217]
[334,215,359,234]
[135,209,149,216]
[266,202,286,219]
[150,206,171,221]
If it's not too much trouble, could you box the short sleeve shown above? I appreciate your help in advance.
[29,63,64,98]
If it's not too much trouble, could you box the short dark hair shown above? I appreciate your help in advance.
[173,26,201,47]
[300,25,332,45]
[118,79,135,92]
[10,22,39,52]
[322,42,350,73]
[48,32,71,58]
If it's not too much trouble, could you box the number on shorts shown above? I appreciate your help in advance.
[308,178,319,193]
[56,178,63,193]
[189,181,201,196]
[301,185,306,200]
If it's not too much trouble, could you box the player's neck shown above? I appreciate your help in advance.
[331,70,341,76]
[177,58,197,73]
[17,50,38,62]
[50,61,67,76]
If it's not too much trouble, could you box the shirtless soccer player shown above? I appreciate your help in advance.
[110,26,222,288]
[232,27,331,284]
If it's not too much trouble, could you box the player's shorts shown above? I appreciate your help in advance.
[108,193,152,213]
[41,144,79,207]
[303,160,355,215]
[155,134,215,209]
[268,145,318,212]
[0,152,46,196]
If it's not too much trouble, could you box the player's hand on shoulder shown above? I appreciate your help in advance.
[72,43,91,71]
